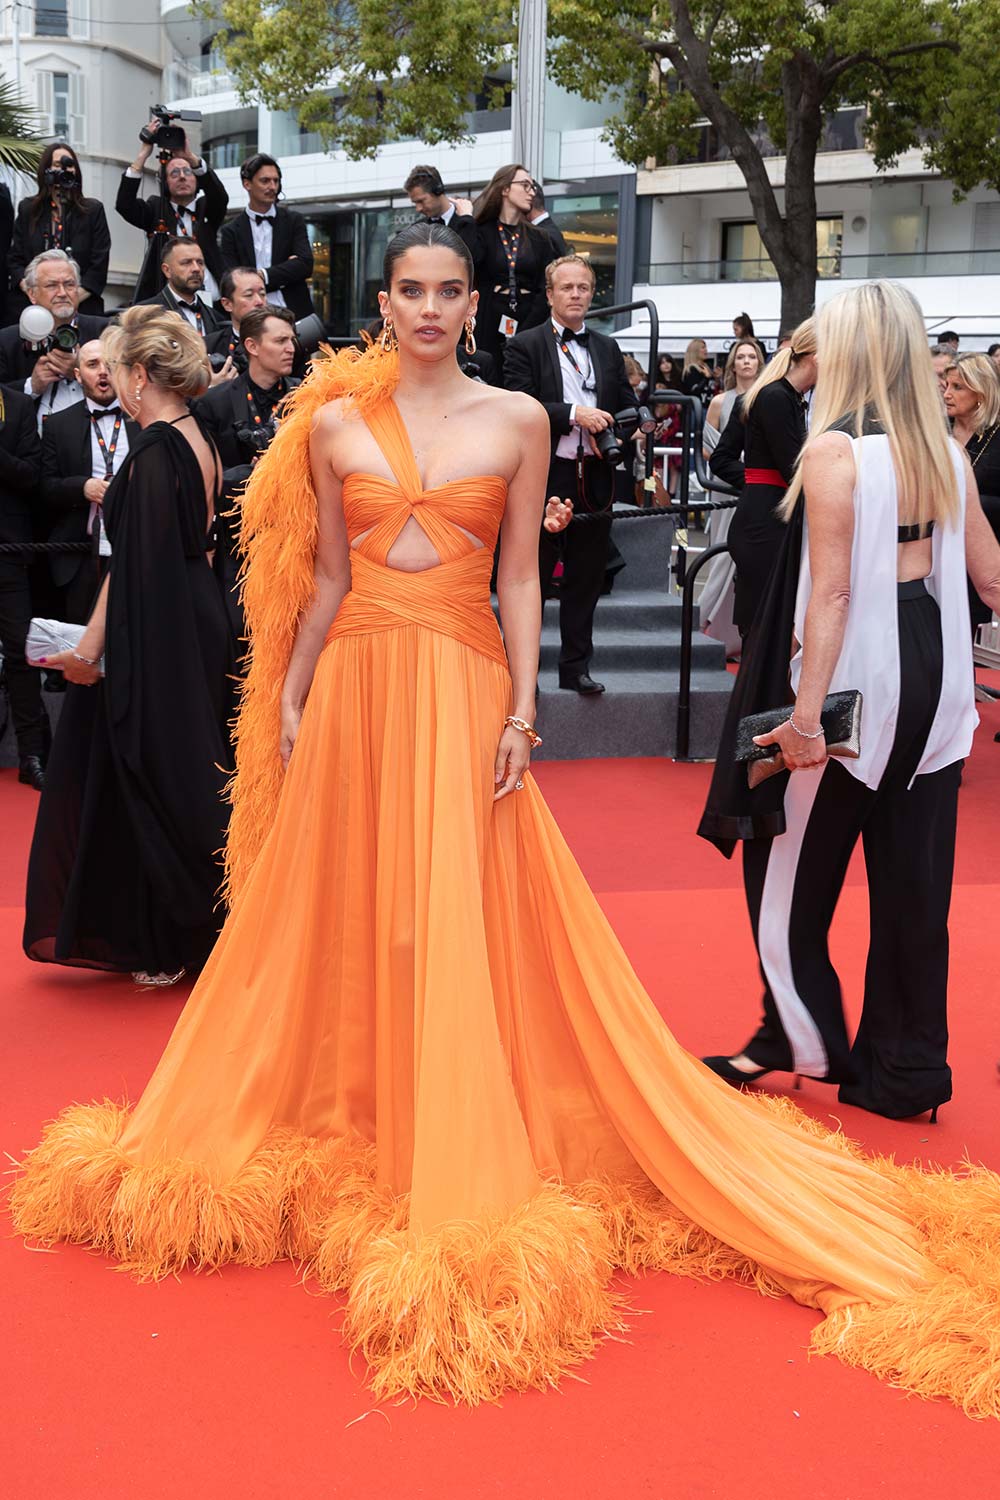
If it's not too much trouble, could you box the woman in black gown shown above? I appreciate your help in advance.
[711,318,817,635]
[471,164,560,360]
[24,307,237,986]
[8,143,111,318]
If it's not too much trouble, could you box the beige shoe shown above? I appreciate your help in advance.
[131,968,186,988]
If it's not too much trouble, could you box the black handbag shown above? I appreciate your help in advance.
[735,690,863,788]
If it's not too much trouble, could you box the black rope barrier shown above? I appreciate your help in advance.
[0,542,92,554]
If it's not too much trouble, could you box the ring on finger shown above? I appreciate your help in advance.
[515,779,524,790]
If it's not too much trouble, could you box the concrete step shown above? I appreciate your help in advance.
[605,510,674,591]
[533,667,733,761]
[539,621,726,672]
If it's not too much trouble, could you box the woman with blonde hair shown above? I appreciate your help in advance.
[681,336,713,401]
[699,337,767,654]
[710,318,817,633]
[943,352,1000,638]
[700,281,1000,1120]
[23,306,237,985]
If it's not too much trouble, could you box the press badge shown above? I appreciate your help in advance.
[499,315,519,337]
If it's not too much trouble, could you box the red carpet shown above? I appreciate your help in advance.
[3,689,1000,1498]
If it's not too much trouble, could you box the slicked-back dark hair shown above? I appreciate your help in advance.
[220,266,266,301]
[382,220,474,290]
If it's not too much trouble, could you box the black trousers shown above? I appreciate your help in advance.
[539,456,613,678]
[740,583,960,1117]
[728,482,785,636]
[0,557,48,758]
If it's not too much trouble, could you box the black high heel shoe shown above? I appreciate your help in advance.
[703,1055,803,1090]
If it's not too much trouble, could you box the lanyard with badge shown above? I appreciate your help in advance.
[496,223,521,338]
[553,329,606,513]
[91,409,121,557]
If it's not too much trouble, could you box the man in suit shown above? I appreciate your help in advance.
[0,180,14,325]
[116,118,229,304]
[195,305,300,641]
[404,165,478,254]
[206,266,268,372]
[40,339,137,627]
[137,237,224,341]
[503,254,635,694]
[529,185,569,256]
[219,154,316,321]
[0,385,46,787]
[0,249,105,425]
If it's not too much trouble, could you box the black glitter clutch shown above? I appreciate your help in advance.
[735,690,863,787]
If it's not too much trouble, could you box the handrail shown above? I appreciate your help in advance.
[675,543,731,761]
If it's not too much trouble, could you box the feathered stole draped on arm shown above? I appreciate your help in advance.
[221,342,400,905]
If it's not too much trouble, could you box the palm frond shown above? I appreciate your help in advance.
[0,72,44,171]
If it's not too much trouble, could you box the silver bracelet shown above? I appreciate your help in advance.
[71,650,99,667]
[788,714,824,740]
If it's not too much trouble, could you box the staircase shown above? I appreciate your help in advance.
[532,510,733,761]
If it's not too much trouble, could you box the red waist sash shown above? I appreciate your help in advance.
[744,468,786,488]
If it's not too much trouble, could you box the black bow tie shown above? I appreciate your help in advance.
[254,214,274,227]
[92,406,122,419]
[427,215,445,225]
[560,327,589,345]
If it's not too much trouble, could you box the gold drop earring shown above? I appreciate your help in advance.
[380,319,398,353]
[464,318,477,356]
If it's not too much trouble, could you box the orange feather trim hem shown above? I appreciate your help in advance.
[10,1100,1000,1413]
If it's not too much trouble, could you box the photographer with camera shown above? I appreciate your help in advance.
[219,154,315,320]
[195,305,300,640]
[8,145,111,320]
[117,110,228,305]
[503,254,639,694]
[206,266,268,372]
[0,250,105,426]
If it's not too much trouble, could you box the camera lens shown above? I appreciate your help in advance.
[52,325,80,353]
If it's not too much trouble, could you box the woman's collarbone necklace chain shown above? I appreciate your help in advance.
[971,421,1000,470]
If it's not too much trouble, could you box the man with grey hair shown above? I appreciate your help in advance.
[0,249,106,425]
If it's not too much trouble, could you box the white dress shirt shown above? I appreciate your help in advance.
[25,357,82,433]
[552,320,597,460]
[246,207,286,308]
[86,397,130,557]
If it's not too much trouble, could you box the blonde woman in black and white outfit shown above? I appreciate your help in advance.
[701,281,1000,1121]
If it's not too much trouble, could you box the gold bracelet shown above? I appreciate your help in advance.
[505,714,543,749]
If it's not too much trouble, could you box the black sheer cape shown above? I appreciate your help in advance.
[24,421,237,973]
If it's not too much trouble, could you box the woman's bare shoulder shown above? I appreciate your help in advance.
[469,383,548,433]
[311,396,366,438]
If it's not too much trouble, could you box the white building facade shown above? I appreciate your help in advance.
[0,0,166,303]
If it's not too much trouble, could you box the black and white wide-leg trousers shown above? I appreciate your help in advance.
[740,580,961,1117]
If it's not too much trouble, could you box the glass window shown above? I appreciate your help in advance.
[52,73,70,137]
[36,0,68,35]
[721,218,843,280]
[549,193,619,307]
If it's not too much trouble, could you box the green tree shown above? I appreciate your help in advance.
[0,72,43,174]
[199,0,1000,329]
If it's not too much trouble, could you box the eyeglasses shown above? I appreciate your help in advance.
[510,178,535,189]
[167,167,195,179]
[39,279,78,292]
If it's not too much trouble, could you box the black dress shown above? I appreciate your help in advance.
[966,423,1000,635]
[722,378,807,634]
[8,197,111,317]
[472,220,559,359]
[23,421,238,975]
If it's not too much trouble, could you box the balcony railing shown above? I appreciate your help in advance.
[165,56,235,101]
[636,249,1000,284]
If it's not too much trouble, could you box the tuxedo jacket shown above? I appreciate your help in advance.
[219,208,315,320]
[502,321,636,461]
[0,313,108,396]
[40,399,139,586]
[135,286,224,335]
[9,197,112,311]
[531,216,569,257]
[116,168,229,302]
[194,371,300,474]
[0,387,43,545]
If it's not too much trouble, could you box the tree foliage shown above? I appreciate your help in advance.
[0,72,43,174]
[200,0,1000,322]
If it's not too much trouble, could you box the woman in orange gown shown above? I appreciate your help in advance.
[12,223,1000,1413]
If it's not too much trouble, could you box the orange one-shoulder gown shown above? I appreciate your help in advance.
[13,386,1000,1413]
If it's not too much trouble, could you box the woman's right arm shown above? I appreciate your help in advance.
[279,412,352,765]
[964,452,1000,617]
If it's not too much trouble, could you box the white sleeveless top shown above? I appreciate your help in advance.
[790,433,977,789]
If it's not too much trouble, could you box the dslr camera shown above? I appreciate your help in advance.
[18,307,79,355]
[43,165,77,191]
[593,405,657,465]
[234,415,278,460]
[140,104,203,156]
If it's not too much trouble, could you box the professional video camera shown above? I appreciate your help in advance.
[18,307,79,356]
[140,104,203,157]
[594,404,656,465]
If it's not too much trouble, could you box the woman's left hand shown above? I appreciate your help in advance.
[34,649,101,687]
[494,724,531,802]
[753,718,827,771]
